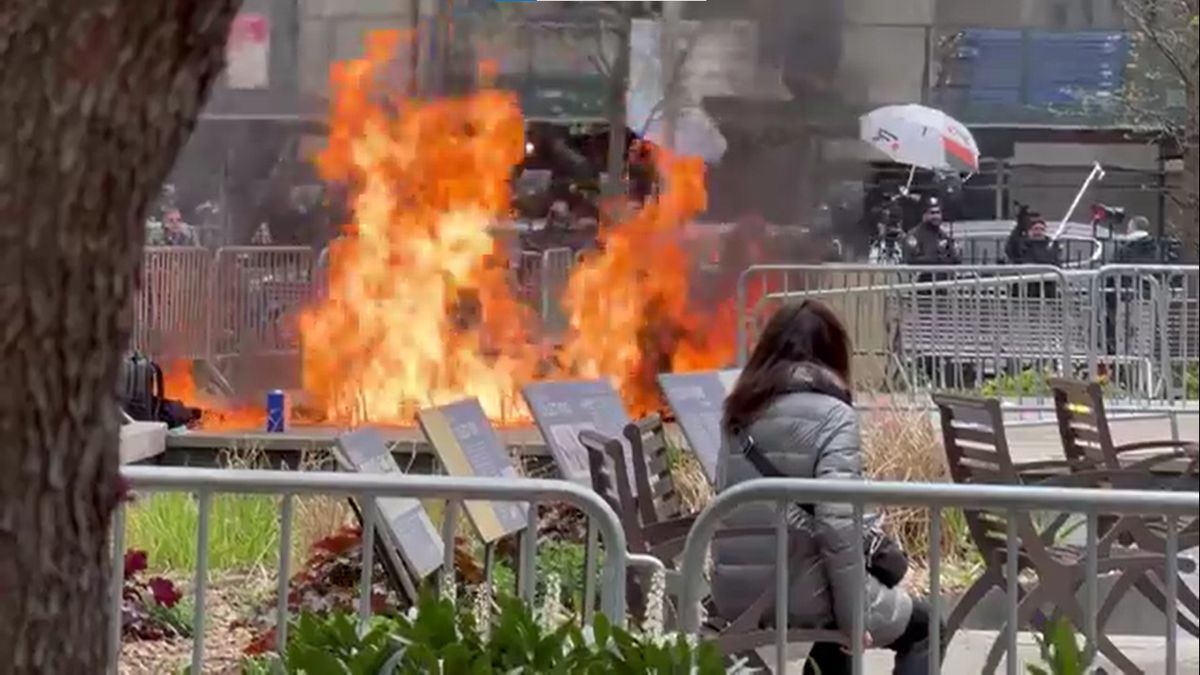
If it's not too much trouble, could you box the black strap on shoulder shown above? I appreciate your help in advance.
[737,434,815,515]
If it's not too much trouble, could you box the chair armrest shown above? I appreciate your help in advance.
[642,516,695,544]
[1123,451,1198,475]
[1032,468,1146,489]
[1113,440,1198,456]
[1013,458,1096,476]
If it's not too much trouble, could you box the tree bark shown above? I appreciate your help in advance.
[0,1,239,671]
[603,13,632,205]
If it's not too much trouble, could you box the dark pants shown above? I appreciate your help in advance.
[802,599,943,675]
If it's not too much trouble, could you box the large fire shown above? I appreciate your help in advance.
[178,30,736,428]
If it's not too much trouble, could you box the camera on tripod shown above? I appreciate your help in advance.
[1091,203,1127,230]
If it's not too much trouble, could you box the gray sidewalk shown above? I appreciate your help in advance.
[762,630,1200,673]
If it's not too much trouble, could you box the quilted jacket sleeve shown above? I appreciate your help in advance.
[809,404,866,634]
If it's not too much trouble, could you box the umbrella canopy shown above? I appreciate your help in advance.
[859,104,979,173]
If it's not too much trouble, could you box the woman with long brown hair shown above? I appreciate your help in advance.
[712,301,940,674]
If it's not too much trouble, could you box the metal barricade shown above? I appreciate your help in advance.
[516,250,543,310]
[111,467,629,674]
[736,265,1077,392]
[209,246,316,359]
[539,247,575,338]
[132,247,211,361]
[677,478,1198,675]
[1087,265,1200,403]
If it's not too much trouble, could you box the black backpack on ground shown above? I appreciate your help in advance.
[119,352,164,422]
[118,352,202,428]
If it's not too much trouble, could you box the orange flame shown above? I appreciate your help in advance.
[177,30,736,429]
[299,31,537,423]
[558,145,733,414]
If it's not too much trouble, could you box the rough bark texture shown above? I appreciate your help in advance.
[0,1,239,671]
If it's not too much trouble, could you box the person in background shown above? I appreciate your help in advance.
[713,301,942,675]
[162,207,198,246]
[1005,206,1061,266]
[250,222,273,246]
[902,197,959,266]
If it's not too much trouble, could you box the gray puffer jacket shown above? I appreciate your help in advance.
[711,365,913,647]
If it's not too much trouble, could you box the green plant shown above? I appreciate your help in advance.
[980,369,1053,398]
[122,549,192,641]
[126,492,282,573]
[489,540,592,612]
[1027,615,1097,675]
[242,590,730,674]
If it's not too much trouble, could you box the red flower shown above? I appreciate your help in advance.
[243,627,276,656]
[147,577,183,608]
[311,527,361,556]
[124,549,148,579]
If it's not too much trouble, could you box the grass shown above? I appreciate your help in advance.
[860,405,983,592]
[126,492,282,573]
[125,446,352,576]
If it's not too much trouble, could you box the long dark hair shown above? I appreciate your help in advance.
[722,300,852,432]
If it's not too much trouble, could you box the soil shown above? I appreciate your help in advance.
[120,573,268,675]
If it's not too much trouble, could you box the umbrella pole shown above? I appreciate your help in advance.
[1054,161,1105,241]
[902,164,917,194]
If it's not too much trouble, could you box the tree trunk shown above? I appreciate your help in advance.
[0,2,239,671]
[603,14,632,206]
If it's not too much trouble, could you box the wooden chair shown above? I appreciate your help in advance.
[580,429,650,620]
[623,414,696,561]
[581,428,846,665]
[1048,378,1198,473]
[1048,378,1200,636]
[934,393,1173,674]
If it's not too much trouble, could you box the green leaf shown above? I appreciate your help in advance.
[591,613,611,648]
[291,645,354,675]
[441,642,475,675]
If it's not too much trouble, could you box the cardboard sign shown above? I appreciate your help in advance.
[657,369,741,483]
[522,379,633,489]
[418,399,528,543]
[335,428,444,580]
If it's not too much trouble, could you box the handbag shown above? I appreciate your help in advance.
[738,434,909,588]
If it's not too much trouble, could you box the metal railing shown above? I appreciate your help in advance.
[132,247,212,361]
[134,244,580,368]
[677,478,1198,675]
[209,246,316,361]
[111,467,629,674]
[737,264,1200,404]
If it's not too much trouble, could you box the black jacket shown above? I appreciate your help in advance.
[903,222,959,265]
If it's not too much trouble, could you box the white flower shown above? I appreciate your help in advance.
[539,572,565,631]
[640,568,667,640]
[472,585,493,641]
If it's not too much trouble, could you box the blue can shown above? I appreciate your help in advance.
[266,389,287,433]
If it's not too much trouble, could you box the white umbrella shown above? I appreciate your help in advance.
[859,104,980,175]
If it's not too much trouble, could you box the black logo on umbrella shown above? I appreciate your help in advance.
[872,128,900,151]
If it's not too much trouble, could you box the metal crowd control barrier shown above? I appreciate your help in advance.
[132,245,581,369]
[736,264,1200,403]
[1087,265,1200,403]
[514,247,576,341]
[208,246,316,360]
[539,247,575,338]
[110,467,629,674]
[677,478,1198,675]
[736,264,1078,391]
[132,247,212,361]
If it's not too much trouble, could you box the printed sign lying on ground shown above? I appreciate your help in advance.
[335,428,444,580]
[418,398,529,543]
[522,379,633,490]
[657,368,741,483]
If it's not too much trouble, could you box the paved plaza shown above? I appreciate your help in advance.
[758,631,1200,673]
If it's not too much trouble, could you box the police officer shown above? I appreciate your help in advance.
[903,197,960,265]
